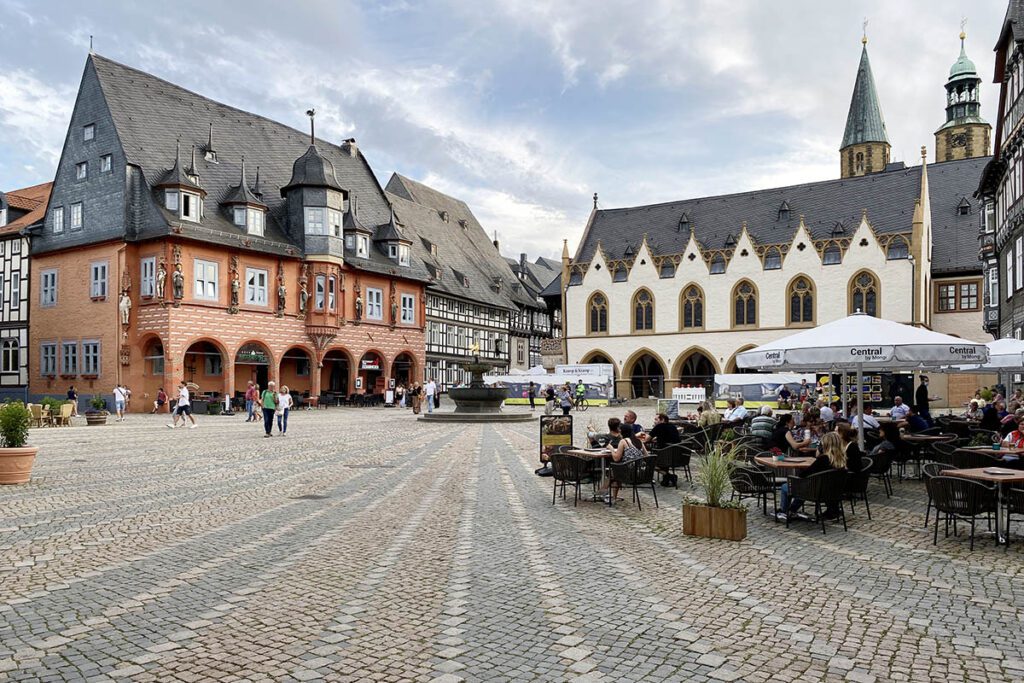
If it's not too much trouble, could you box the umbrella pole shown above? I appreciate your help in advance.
[857,363,865,452]
[839,368,847,420]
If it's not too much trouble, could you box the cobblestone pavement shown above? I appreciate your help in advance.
[2,406,1023,682]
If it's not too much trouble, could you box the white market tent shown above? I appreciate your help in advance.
[954,338,1024,372]
[736,313,988,448]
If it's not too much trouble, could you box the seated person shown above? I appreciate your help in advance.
[980,401,1002,431]
[1002,421,1024,449]
[849,403,880,430]
[608,424,649,501]
[889,396,910,421]
[903,405,930,433]
[730,398,749,422]
[648,412,680,448]
[778,386,792,406]
[964,400,983,421]
[722,398,737,422]
[837,423,864,474]
[778,431,847,520]
[697,400,722,427]
[831,400,845,420]
[589,417,624,448]
[770,412,811,455]
[750,406,776,443]
[623,409,644,435]
[818,399,835,423]
[1000,407,1023,437]
[870,422,902,458]
[803,407,826,439]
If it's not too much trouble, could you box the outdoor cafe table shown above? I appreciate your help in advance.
[945,467,1024,544]
[900,434,953,478]
[964,445,1024,456]
[568,448,613,503]
[753,455,817,472]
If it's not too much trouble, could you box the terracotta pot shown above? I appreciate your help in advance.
[0,446,39,485]
[682,503,747,541]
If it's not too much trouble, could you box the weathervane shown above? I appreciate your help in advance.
[862,17,868,45]
[306,108,316,145]
[961,16,968,42]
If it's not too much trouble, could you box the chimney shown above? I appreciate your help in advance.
[519,252,527,272]
[493,230,500,250]
[342,138,358,158]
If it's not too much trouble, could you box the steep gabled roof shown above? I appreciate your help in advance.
[0,182,52,236]
[574,156,988,276]
[385,173,538,309]
[841,45,889,149]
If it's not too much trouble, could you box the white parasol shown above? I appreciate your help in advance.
[952,338,1024,372]
[736,313,988,448]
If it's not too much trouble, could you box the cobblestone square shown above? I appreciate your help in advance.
[2,407,1023,682]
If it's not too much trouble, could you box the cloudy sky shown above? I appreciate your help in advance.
[0,0,1002,259]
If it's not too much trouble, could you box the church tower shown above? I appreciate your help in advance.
[840,36,891,178]
[935,30,991,162]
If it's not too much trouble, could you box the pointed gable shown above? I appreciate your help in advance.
[841,45,890,148]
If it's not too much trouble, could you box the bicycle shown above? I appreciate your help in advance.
[574,397,589,411]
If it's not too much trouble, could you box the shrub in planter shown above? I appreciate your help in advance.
[85,395,109,426]
[0,401,38,484]
[682,443,747,541]
[40,397,67,413]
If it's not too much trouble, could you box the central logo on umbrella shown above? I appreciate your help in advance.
[849,347,884,357]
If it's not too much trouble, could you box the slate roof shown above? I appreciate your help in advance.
[81,55,427,281]
[385,173,538,310]
[504,254,559,300]
[841,45,889,149]
[0,182,52,236]
[997,0,1024,49]
[575,156,988,276]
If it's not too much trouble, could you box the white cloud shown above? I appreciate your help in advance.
[0,69,74,168]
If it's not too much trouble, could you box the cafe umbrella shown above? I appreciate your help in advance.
[736,312,989,449]
[952,337,1024,372]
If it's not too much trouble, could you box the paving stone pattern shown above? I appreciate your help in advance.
[1,407,1023,682]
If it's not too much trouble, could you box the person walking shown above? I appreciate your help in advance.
[244,381,258,423]
[67,385,79,417]
[397,383,406,409]
[425,378,437,414]
[113,384,128,422]
[559,384,573,416]
[259,381,278,437]
[152,387,167,413]
[276,384,293,436]
[545,384,556,415]
[528,381,537,410]
[167,381,197,429]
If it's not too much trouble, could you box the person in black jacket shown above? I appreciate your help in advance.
[778,431,847,520]
[649,412,681,448]
[915,376,937,425]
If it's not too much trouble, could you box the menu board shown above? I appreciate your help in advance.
[540,415,573,461]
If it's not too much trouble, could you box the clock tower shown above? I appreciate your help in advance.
[935,30,991,162]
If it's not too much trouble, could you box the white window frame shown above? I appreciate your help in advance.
[52,206,64,234]
[61,341,78,375]
[988,267,999,307]
[398,244,410,266]
[344,234,355,250]
[0,339,16,374]
[305,207,326,235]
[194,259,219,301]
[245,268,269,306]
[181,192,200,222]
[328,276,336,310]
[100,154,112,173]
[0,207,6,227]
[400,293,415,324]
[70,202,83,230]
[1008,251,1015,301]
[165,190,179,211]
[90,261,108,299]
[81,340,100,376]
[247,209,264,236]
[83,123,95,141]
[366,287,383,320]
[233,207,246,226]
[388,244,398,259]
[41,269,57,307]
[356,235,369,258]
[328,209,343,237]
[76,161,88,180]
[40,343,57,376]
[140,257,156,297]
[10,273,19,310]
[315,275,325,310]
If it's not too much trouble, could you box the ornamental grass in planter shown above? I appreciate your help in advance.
[682,443,747,541]
[85,395,109,426]
[0,401,38,484]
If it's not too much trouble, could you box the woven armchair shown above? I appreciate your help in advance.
[608,455,659,510]
[922,462,959,526]
[730,465,777,516]
[550,453,595,507]
[787,468,848,534]
[926,476,998,550]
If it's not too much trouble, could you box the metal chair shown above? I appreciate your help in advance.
[922,462,959,526]
[608,455,659,510]
[949,448,1002,470]
[927,476,998,550]
[652,443,692,486]
[550,453,594,507]
[787,469,848,534]
[866,448,893,497]
[844,458,874,519]
[1005,487,1024,548]
[730,465,777,516]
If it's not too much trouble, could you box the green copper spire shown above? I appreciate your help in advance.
[841,44,889,149]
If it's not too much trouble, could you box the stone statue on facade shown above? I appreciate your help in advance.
[172,263,185,301]
[299,281,309,315]
[354,295,363,320]
[230,273,240,311]
[277,279,286,317]
[156,260,167,299]
[119,290,132,325]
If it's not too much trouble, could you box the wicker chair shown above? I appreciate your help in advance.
[787,468,848,534]
[608,455,659,510]
[550,453,594,507]
[28,404,45,428]
[844,457,874,519]
[652,443,692,487]
[56,403,73,426]
[949,449,1003,470]
[931,441,958,466]
[730,465,777,516]
[922,462,959,526]
[927,476,998,550]
[1006,487,1024,548]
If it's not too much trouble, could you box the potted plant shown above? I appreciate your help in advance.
[85,395,109,426]
[0,401,37,484]
[208,399,223,416]
[682,443,747,541]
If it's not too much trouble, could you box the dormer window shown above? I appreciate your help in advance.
[165,191,179,211]
[328,209,343,237]
[233,208,246,226]
[957,198,972,216]
[345,234,354,250]
[233,208,265,236]
[777,202,790,221]
[76,162,88,180]
[387,243,412,266]
[83,123,95,141]
[356,235,369,258]
[823,244,842,265]
[886,237,909,260]
[180,192,201,222]
[763,248,782,270]
[710,254,726,274]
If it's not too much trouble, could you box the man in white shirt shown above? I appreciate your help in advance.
[730,397,749,421]
[425,378,437,414]
[817,400,834,423]
[889,396,910,421]
[850,403,880,430]
[168,381,197,429]
[113,384,128,422]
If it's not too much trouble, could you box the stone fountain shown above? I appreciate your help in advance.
[418,355,536,423]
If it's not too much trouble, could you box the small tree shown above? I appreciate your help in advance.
[89,395,108,412]
[694,442,740,508]
[0,401,31,448]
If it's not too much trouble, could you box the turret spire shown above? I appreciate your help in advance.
[839,37,891,178]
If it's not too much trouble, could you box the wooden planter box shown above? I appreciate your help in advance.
[683,503,747,541]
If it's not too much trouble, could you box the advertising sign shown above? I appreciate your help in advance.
[540,414,573,462]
